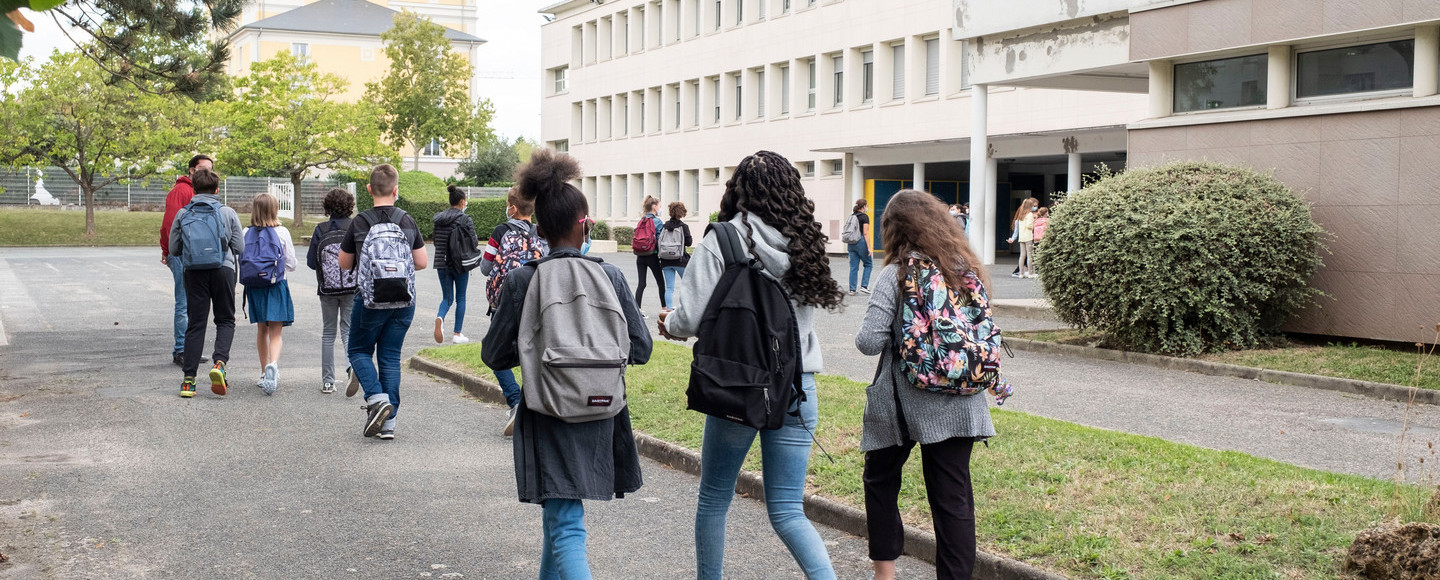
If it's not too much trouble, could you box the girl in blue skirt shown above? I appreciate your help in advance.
[244,193,297,395]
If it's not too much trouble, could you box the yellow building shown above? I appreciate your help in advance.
[226,0,486,176]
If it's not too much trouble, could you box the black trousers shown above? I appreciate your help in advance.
[182,267,237,377]
[864,437,977,580]
[634,254,666,309]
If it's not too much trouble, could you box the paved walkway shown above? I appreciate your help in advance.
[0,247,927,578]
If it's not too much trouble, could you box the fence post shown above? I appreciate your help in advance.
[223,178,228,205]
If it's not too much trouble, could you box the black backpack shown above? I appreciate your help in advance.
[447,221,483,271]
[686,221,803,430]
[315,219,358,296]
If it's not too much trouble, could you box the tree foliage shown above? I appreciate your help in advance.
[457,137,520,187]
[217,51,397,227]
[366,10,493,170]
[1,51,204,235]
[1037,161,1325,356]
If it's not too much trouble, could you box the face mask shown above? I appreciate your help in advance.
[950,210,959,216]
[581,235,592,255]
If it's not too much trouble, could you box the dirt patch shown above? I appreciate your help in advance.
[1347,522,1440,579]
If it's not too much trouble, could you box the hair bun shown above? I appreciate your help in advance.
[447,184,462,195]
[516,148,581,202]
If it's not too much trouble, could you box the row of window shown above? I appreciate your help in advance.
[560,36,957,143]
[575,159,845,217]
[569,0,828,69]
[1174,38,1423,113]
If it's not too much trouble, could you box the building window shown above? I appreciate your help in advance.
[924,37,939,95]
[758,0,766,19]
[691,80,701,126]
[554,67,569,94]
[780,64,791,114]
[802,161,815,177]
[861,49,874,103]
[621,97,629,135]
[832,54,844,106]
[807,59,817,111]
[892,43,905,100]
[713,0,721,30]
[713,77,722,123]
[551,140,569,153]
[421,138,443,157]
[674,84,681,129]
[693,0,701,36]
[783,0,790,13]
[756,70,766,117]
[638,8,646,48]
[734,73,743,120]
[291,42,310,63]
[736,0,743,24]
[1172,54,1266,112]
[640,92,646,133]
[1296,39,1415,99]
[828,159,843,176]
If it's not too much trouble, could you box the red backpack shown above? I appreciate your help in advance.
[632,216,658,254]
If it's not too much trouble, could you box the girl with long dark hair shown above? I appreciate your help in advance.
[659,150,844,580]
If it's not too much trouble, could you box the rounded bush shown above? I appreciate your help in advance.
[613,226,634,245]
[591,221,611,241]
[1037,161,1324,356]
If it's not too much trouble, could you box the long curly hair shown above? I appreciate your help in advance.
[718,150,845,310]
[882,190,990,289]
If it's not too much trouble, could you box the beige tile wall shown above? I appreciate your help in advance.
[1128,106,1440,344]
[1133,0,1440,61]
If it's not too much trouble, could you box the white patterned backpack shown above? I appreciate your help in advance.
[357,208,416,309]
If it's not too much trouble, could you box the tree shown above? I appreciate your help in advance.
[367,10,494,170]
[2,51,204,236]
[457,137,520,187]
[218,51,398,228]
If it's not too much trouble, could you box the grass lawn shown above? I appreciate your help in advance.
[0,208,319,247]
[1013,329,1440,391]
[418,341,1436,579]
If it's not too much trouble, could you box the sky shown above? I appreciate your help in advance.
[17,1,548,141]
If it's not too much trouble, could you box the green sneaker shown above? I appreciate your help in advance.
[208,361,229,396]
[180,377,196,398]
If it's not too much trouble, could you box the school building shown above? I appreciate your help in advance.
[539,0,1439,344]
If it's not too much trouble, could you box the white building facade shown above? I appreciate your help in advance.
[539,0,1148,256]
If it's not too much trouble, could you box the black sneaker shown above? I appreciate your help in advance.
[363,401,393,438]
[377,430,395,440]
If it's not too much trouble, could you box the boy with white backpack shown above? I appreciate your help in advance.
[338,164,429,440]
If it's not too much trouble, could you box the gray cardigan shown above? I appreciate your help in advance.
[855,264,995,452]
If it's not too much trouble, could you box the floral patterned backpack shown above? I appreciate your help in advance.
[897,256,1011,402]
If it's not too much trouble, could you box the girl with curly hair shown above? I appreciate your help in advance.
[659,150,844,580]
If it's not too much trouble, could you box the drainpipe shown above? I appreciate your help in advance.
[968,84,990,264]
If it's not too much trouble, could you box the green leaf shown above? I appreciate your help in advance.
[0,16,21,62]
[0,0,27,14]
[27,0,64,10]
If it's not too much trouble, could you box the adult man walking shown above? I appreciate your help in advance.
[160,155,214,366]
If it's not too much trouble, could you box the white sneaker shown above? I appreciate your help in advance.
[452,334,470,344]
[503,406,517,437]
[433,317,444,344]
[1009,273,1023,279]
[859,287,872,295]
[1025,273,1038,279]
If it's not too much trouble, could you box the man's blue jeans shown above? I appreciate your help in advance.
[540,498,591,580]
[694,374,834,580]
[347,302,414,419]
[662,266,684,308]
[436,267,469,334]
[847,241,873,291]
[168,256,187,354]
[495,367,521,408]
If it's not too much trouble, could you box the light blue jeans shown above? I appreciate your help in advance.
[695,374,834,580]
[540,499,592,580]
[437,267,469,334]
[168,256,186,354]
[662,266,685,308]
[847,241,872,292]
[496,367,521,408]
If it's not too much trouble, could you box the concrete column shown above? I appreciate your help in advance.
[848,153,863,212]
[583,21,597,65]
[1267,45,1291,108]
[647,87,662,133]
[571,25,583,68]
[662,83,678,131]
[984,156,997,263]
[630,90,644,136]
[1416,25,1440,98]
[597,176,612,217]
[582,99,596,143]
[582,177,597,215]
[599,97,613,139]
[968,84,990,263]
[722,72,738,122]
[614,93,628,137]
[906,35,925,100]
[682,80,698,128]
[875,42,895,103]
[648,2,662,49]
[630,7,644,52]
[644,173,661,206]
[789,58,808,114]
[700,76,717,126]
[631,173,646,216]
[845,46,864,107]
[741,68,759,120]
[609,175,624,218]
[1148,60,1172,118]
[614,12,628,56]
[1067,153,1082,193]
[912,162,926,191]
[767,63,785,118]
[820,53,838,109]
[597,17,612,61]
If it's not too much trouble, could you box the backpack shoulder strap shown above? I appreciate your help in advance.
[704,222,746,269]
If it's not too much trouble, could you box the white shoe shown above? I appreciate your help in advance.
[503,406,517,437]
[452,334,470,344]
[433,317,444,344]
[1009,273,1022,279]
[1025,273,1038,279]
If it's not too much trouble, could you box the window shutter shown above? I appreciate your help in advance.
[892,45,905,100]
[925,38,939,95]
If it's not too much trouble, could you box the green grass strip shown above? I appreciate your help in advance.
[0,208,315,247]
[419,341,1436,579]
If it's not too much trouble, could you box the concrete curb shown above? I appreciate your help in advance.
[407,356,1068,580]
[992,304,1059,322]
[1005,337,1439,406]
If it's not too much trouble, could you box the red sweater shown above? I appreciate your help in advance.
[160,175,195,255]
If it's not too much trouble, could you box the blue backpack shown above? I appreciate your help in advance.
[179,199,227,271]
[239,227,286,288]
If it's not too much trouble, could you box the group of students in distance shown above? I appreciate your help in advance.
[162,148,1012,580]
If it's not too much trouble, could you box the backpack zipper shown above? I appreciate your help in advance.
[545,360,625,369]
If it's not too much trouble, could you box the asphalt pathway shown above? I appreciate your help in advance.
[0,246,928,579]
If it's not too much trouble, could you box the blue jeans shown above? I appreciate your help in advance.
[347,302,414,419]
[169,256,187,354]
[695,374,834,580]
[847,242,873,291]
[540,499,591,580]
[662,266,685,308]
[496,367,521,408]
[437,267,469,334]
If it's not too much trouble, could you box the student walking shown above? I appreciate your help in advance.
[1006,198,1038,278]
[241,193,297,395]
[160,154,213,366]
[339,164,428,440]
[657,201,692,312]
[307,188,358,394]
[658,151,845,580]
[855,190,1008,580]
[167,168,244,398]
[482,149,653,580]
[949,204,968,234]
[632,196,666,317]
[433,185,480,345]
[842,199,873,296]
[482,186,548,436]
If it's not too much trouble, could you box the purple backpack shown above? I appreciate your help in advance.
[239,227,286,289]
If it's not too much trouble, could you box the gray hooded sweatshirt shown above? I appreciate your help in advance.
[664,214,824,374]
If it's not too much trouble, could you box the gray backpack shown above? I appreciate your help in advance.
[357,208,416,310]
[658,225,686,260]
[518,255,631,423]
[841,213,862,245]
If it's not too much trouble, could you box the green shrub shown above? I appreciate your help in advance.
[709,211,720,222]
[613,225,634,245]
[591,221,611,241]
[1037,161,1324,357]
[467,198,508,242]
[348,171,486,241]
[398,170,449,204]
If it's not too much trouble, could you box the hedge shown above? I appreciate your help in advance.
[591,221,611,241]
[354,178,506,241]
[613,226,634,245]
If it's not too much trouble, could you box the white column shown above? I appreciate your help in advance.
[614,93,629,137]
[876,42,895,103]
[968,84,990,263]
[662,83,679,131]
[845,46,864,107]
[983,156,997,263]
[644,172,661,205]
[789,58,807,115]
[700,76,717,126]
[598,176,612,217]
[682,80,698,128]
[582,99,596,143]
[598,97,613,140]
[721,72,738,122]
[848,153,863,211]
[912,162,926,191]
[1148,60,1172,118]
[597,17,613,61]
[1416,26,1440,98]
[611,175,627,218]
[583,21,597,65]
[1267,46,1291,108]
[1067,153,1082,194]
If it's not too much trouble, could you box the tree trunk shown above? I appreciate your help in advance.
[413,148,420,171]
[82,183,97,237]
[290,172,305,229]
